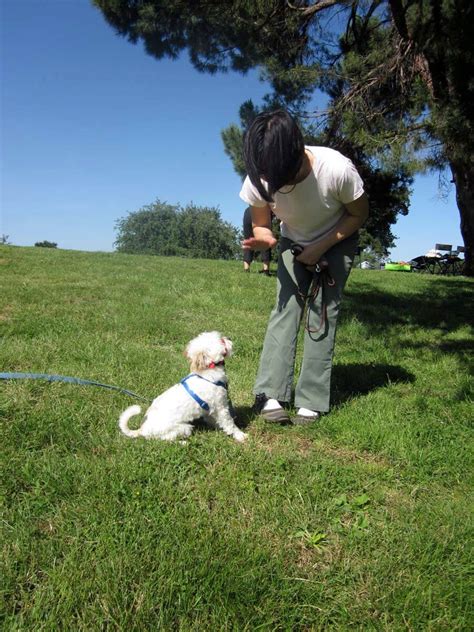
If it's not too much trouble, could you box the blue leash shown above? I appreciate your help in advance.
[0,372,151,402]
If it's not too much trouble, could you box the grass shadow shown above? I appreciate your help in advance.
[231,405,254,429]
[192,405,254,432]
[331,363,416,407]
[342,278,473,333]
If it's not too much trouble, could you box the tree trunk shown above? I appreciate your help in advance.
[450,159,474,276]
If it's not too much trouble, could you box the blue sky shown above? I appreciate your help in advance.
[1,0,463,260]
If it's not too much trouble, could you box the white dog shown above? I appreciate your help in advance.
[119,331,246,442]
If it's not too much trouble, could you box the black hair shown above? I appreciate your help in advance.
[243,110,305,203]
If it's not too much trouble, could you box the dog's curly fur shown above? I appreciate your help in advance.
[118,331,246,442]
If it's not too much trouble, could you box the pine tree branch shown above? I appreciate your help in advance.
[286,0,347,17]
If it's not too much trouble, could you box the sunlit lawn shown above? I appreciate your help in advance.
[1,245,473,630]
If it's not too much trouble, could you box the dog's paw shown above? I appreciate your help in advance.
[233,430,247,443]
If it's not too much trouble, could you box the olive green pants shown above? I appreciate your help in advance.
[253,233,358,413]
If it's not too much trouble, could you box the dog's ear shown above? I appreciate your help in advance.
[189,351,209,372]
[184,341,194,362]
[222,337,233,357]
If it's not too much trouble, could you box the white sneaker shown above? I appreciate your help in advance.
[292,408,321,426]
[263,398,283,411]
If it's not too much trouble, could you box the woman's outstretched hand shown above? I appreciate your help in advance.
[242,236,277,251]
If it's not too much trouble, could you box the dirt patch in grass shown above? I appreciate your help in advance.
[0,305,13,321]
[249,429,391,467]
[281,530,347,578]
[312,439,392,468]
[248,427,316,456]
[36,519,56,536]
[382,487,416,516]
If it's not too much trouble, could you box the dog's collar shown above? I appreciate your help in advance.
[208,360,225,369]
[180,373,228,412]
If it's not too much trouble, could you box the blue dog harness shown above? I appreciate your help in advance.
[180,373,227,412]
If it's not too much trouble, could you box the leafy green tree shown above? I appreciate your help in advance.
[321,1,473,270]
[93,0,474,274]
[115,201,180,255]
[34,241,58,248]
[177,204,241,259]
[115,199,240,259]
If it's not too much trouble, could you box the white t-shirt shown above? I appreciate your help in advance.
[239,146,365,245]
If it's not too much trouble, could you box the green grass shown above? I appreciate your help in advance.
[1,245,473,630]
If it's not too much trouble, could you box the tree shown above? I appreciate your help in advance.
[34,241,58,248]
[115,199,240,259]
[93,0,474,274]
[318,1,474,271]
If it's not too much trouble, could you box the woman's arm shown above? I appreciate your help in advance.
[296,193,369,266]
[241,205,278,250]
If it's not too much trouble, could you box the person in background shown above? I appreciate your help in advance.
[242,206,271,275]
[240,110,369,425]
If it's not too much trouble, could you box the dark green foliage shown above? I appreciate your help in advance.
[221,99,260,180]
[114,199,240,259]
[34,241,58,248]
[221,123,246,179]
[313,1,474,271]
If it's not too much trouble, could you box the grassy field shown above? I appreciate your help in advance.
[1,244,473,630]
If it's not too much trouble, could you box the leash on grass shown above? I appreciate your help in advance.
[0,372,152,402]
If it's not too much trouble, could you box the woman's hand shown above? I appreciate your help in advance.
[242,205,276,251]
[294,195,369,268]
[242,235,277,251]
[295,241,327,267]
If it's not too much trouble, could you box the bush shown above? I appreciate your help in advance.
[34,241,58,248]
[115,200,240,260]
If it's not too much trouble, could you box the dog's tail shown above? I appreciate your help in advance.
[118,405,142,438]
